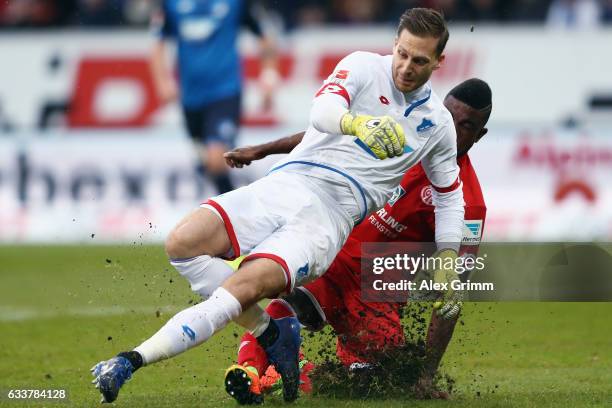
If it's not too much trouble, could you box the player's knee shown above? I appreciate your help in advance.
[165,229,192,259]
[170,255,231,299]
[206,156,227,174]
[165,229,210,259]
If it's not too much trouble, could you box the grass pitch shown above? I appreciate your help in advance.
[0,245,610,407]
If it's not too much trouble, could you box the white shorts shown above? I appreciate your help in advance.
[202,170,362,293]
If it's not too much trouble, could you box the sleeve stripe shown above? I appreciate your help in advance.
[315,83,351,105]
[432,177,461,193]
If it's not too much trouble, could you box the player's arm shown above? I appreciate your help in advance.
[413,308,457,399]
[309,52,405,159]
[420,216,486,391]
[420,120,465,320]
[224,132,304,168]
[243,0,279,111]
[149,1,178,104]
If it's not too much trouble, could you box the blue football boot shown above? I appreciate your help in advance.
[91,356,134,403]
[261,305,302,402]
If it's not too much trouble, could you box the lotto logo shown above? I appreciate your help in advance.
[315,83,350,104]
[182,325,196,341]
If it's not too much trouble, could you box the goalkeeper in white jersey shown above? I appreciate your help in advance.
[91,8,464,404]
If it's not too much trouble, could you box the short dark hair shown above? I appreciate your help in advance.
[448,78,493,120]
[397,8,449,57]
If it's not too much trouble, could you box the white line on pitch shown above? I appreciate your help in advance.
[0,305,182,322]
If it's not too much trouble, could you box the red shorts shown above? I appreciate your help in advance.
[302,249,405,366]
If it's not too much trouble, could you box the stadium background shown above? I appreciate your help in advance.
[1,0,612,243]
[1,1,611,407]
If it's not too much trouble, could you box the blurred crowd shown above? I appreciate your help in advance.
[1,0,612,29]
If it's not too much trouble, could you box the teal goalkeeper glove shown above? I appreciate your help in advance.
[413,249,464,320]
[340,113,405,160]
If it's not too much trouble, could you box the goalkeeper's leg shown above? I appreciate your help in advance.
[92,259,287,403]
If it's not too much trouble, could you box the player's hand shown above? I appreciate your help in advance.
[413,249,463,320]
[224,146,266,168]
[340,113,405,160]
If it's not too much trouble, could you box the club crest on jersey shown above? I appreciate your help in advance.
[462,220,483,245]
[417,118,435,132]
[421,185,433,206]
[388,186,407,207]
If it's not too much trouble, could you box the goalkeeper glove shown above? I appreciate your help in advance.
[340,113,405,160]
[413,249,464,320]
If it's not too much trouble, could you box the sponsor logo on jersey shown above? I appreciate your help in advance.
[462,220,483,245]
[421,185,433,206]
[388,185,407,206]
[180,18,217,40]
[297,262,309,279]
[417,118,435,132]
[375,207,408,233]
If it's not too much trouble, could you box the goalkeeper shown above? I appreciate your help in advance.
[92,8,463,405]
[224,78,492,403]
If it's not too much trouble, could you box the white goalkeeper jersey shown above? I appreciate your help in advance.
[271,51,461,230]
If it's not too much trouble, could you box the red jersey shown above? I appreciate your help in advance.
[341,154,486,258]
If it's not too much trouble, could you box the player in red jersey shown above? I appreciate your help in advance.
[223,78,492,403]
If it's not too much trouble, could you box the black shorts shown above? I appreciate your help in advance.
[182,94,241,148]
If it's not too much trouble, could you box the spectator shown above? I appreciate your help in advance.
[331,0,390,24]
[2,0,60,27]
[74,0,123,26]
[123,0,155,26]
[508,0,551,22]
[602,0,612,23]
[270,0,329,30]
[546,0,602,29]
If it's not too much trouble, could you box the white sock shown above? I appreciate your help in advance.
[170,255,267,331]
[134,287,241,365]
[170,255,233,299]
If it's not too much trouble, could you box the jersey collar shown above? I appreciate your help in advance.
[402,82,432,118]
[402,81,431,104]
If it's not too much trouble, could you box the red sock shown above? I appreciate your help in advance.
[266,298,295,319]
[237,300,296,375]
[237,332,269,376]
